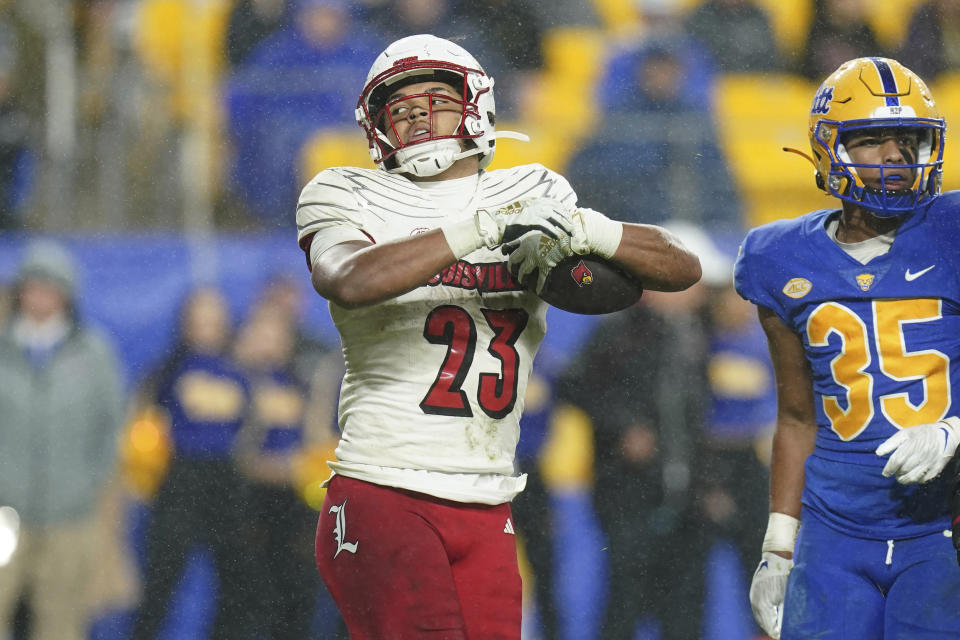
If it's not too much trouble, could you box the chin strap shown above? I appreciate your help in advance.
[450,130,532,163]
[493,130,531,143]
[389,130,532,176]
[782,146,817,169]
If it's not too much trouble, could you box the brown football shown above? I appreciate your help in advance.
[521,254,643,315]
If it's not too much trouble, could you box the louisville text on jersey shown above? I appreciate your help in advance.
[427,260,523,293]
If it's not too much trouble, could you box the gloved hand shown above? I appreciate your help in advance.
[875,416,960,484]
[749,551,794,639]
[441,198,575,259]
[504,231,573,294]
[570,207,623,259]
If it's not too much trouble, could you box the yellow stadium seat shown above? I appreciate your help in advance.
[866,0,926,50]
[300,127,375,181]
[749,0,812,60]
[590,0,639,34]
[485,121,578,174]
[714,73,831,227]
[932,73,960,192]
[134,0,231,118]
[539,404,595,490]
[513,26,608,167]
[541,26,607,84]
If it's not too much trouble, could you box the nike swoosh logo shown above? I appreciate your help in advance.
[905,265,935,281]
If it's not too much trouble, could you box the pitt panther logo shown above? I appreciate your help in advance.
[570,260,594,287]
[856,273,875,292]
[811,86,834,115]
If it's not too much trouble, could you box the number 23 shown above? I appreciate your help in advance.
[420,305,528,419]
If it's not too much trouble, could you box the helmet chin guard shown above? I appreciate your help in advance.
[356,34,527,177]
[393,139,466,178]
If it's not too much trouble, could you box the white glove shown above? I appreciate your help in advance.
[875,416,960,484]
[504,232,573,294]
[570,207,623,259]
[441,198,575,259]
[750,551,793,639]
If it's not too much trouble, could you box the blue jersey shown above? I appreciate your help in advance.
[157,352,251,459]
[250,368,306,454]
[706,321,777,442]
[734,191,960,540]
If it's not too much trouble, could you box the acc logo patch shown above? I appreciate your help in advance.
[782,277,812,299]
[811,86,833,114]
[570,260,594,287]
[856,273,875,291]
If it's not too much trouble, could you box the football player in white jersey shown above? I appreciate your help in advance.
[296,34,702,639]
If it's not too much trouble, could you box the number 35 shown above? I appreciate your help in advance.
[807,298,949,440]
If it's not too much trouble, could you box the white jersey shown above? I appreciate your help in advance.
[296,164,577,504]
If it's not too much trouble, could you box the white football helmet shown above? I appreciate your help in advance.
[356,34,527,178]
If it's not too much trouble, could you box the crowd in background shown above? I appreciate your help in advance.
[1,0,960,639]
[1,0,959,233]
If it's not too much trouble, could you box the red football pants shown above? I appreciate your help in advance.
[315,475,522,639]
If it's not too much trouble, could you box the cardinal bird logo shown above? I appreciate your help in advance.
[570,260,594,287]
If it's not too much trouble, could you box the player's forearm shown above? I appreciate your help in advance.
[609,223,702,291]
[313,232,457,308]
[768,415,816,519]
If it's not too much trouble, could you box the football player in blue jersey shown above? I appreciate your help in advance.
[735,57,960,639]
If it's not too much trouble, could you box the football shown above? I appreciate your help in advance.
[521,254,643,315]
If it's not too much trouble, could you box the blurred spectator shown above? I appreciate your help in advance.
[569,39,742,230]
[694,269,774,609]
[667,223,774,638]
[511,360,562,640]
[798,0,883,81]
[0,241,126,640]
[0,21,34,229]
[232,304,340,639]
[554,223,712,640]
[599,1,714,113]
[0,280,11,329]
[453,0,546,118]
[684,0,782,72]
[253,270,336,384]
[224,0,382,223]
[226,0,290,68]
[527,0,599,28]
[366,0,511,90]
[897,0,960,81]
[130,287,258,640]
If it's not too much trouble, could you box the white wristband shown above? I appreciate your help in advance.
[574,208,623,259]
[441,216,484,259]
[762,512,800,553]
[592,215,623,259]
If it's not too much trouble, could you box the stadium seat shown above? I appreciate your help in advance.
[865,0,927,50]
[299,127,375,181]
[497,26,608,173]
[714,73,830,226]
[749,0,812,60]
[485,120,576,174]
[134,0,231,119]
[932,73,960,192]
[535,27,606,133]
